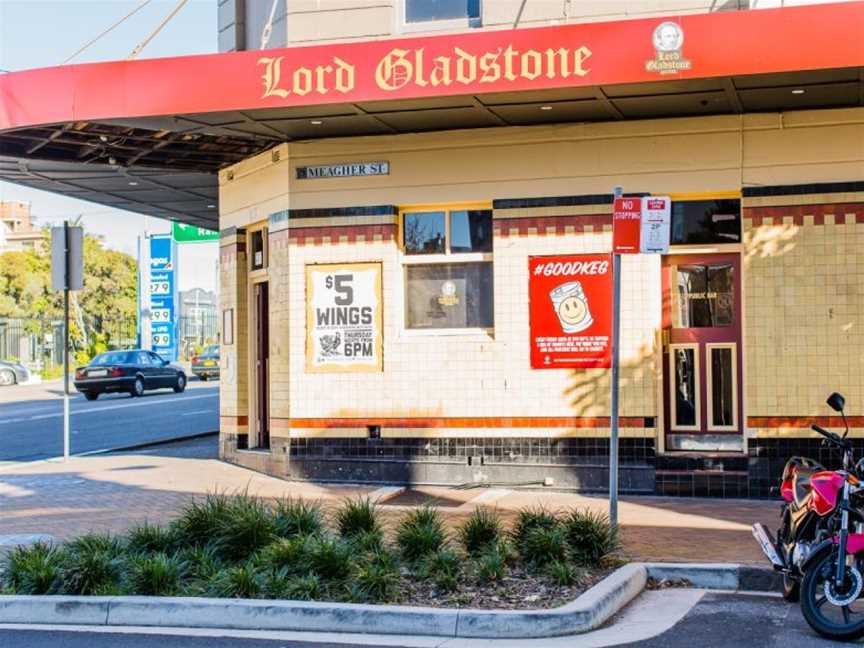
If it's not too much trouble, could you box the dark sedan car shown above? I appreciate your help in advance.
[191,344,220,381]
[74,350,187,401]
[0,359,30,386]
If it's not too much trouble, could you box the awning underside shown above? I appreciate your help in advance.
[1,67,861,230]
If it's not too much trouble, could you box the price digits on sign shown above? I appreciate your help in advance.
[325,274,353,305]
[152,334,170,346]
[150,281,170,295]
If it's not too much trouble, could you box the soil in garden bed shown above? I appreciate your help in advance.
[396,565,615,610]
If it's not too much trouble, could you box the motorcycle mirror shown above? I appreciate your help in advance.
[827,393,846,413]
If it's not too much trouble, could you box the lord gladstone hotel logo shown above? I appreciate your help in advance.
[645,21,691,74]
[258,42,592,98]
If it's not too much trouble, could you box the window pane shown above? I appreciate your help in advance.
[670,199,741,245]
[673,264,734,328]
[711,347,735,428]
[250,230,265,270]
[405,0,478,22]
[450,210,492,253]
[673,348,697,428]
[403,211,446,254]
[405,262,493,329]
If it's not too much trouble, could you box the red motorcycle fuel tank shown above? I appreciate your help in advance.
[809,472,847,516]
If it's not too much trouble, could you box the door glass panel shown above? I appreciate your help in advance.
[673,264,734,328]
[673,347,697,428]
[710,347,735,428]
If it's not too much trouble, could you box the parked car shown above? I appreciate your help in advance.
[191,344,220,381]
[0,359,29,386]
[73,350,186,401]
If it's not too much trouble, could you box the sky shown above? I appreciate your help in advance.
[0,0,220,291]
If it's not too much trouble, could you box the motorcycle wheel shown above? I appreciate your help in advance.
[801,551,864,641]
[782,573,800,602]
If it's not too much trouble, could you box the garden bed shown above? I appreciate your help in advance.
[0,493,624,610]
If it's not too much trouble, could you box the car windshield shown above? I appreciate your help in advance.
[205,345,219,355]
[91,351,137,365]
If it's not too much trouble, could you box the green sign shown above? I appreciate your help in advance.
[172,223,219,243]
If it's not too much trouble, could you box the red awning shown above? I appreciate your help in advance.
[1,1,862,227]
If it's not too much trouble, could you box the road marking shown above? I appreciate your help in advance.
[181,409,213,416]
[0,393,217,425]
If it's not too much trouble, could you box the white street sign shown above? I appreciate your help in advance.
[639,196,672,254]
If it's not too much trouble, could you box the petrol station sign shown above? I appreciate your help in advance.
[149,235,178,361]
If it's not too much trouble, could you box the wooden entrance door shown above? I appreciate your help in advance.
[662,253,743,451]
[254,282,270,449]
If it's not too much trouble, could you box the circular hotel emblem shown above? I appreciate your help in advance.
[438,280,459,307]
[652,22,684,53]
[646,21,691,75]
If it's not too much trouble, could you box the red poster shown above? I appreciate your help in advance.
[612,197,642,254]
[529,254,613,369]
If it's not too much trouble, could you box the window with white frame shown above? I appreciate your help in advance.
[403,0,481,28]
[401,206,493,330]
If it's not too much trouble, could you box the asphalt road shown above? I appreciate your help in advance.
[0,593,848,648]
[0,378,219,463]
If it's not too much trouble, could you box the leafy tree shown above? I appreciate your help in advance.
[0,227,137,329]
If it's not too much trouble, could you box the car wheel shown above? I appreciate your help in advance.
[130,376,145,397]
[83,392,99,401]
[0,369,15,386]
[199,374,207,382]
[173,373,186,393]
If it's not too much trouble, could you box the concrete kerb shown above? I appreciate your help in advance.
[0,563,776,639]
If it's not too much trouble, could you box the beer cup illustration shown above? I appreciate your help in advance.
[550,281,593,333]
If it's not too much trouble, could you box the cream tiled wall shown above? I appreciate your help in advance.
[279,229,660,430]
[743,206,864,423]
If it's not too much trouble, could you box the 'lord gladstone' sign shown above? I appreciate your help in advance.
[296,161,389,179]
[306,262,383,373]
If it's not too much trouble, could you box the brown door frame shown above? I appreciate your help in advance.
[253,281,270,449]
[661,252,743,444]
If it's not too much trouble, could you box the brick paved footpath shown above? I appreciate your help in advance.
[0,437,778,564]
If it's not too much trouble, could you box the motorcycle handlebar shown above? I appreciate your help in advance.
[812,424,850,450]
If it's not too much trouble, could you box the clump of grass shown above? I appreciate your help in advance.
[177,545,224,582]
[335,497,381,539]
[127,522,177,555]
[350,529,386,555]
[307,536,353,581]
[511,506,560,548]
[563,509,619,566]
[350,551,400,602]
[173,493,233,548]
[207,563,263,599]
[519,525,569,568]
[546,560,581,587]
[419,547,461,592]
[61,534,126,595]
[2,542,65,594]
[396,506,447,562]
[254,536,312,575]
[127,552,187,596]
[458,508,503,556]
[284,574,323,601]
[272,498,323,539]
[472,542,510,584]
[212,494,276,562]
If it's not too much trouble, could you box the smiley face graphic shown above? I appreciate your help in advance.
[557,295,588,327]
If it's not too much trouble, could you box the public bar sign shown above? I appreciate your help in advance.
[529,254,613,369]
[306,262,383,373]
[612,197,642,254]
[296,161,389,180]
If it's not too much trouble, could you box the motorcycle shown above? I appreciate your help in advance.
[751,393,849,602]
[753,392,864,641]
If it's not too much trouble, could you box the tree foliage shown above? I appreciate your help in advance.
[0,228,137,322]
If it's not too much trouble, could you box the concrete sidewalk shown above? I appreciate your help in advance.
[0,438,776,564]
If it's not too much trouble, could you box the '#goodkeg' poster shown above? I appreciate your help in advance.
[528,254,613,369]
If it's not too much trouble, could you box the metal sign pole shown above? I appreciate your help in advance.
[63,221,70,461]
[609,185,624,527]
